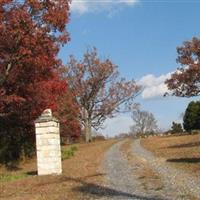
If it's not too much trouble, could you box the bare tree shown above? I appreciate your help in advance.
[65,48,141,142]
[130,106,158,135]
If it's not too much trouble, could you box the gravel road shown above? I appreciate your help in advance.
[98,139,200,200]
[99,140,165,200]
[132,139,200,200]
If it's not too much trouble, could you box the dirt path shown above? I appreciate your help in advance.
[100,140,165,200]
[101,139,200,200]
[132,139,200,200]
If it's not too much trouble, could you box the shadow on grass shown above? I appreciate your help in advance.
[6,165,22,171]
[31,173,164,199]
[167,141,200,148]
[1,173,165,200]
[26,170,37,175]
[167,158,200,163]
[61,175,164,200]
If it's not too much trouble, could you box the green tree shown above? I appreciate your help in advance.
[171,122,183,134]
[183,101,200,132]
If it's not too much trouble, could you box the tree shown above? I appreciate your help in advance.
[0,0,70,117]
[130,106,158,135]
[165,37,200,97]
[0,0,73,165]
[171,122,183,134]
[55,88,81,143]
[183,101,200,132]
[65,48,141,142]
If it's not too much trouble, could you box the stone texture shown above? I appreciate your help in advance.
[35,109,62,176]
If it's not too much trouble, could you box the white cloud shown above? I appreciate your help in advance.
[70,0,139,15]
[122,0,138,5]
[70,1,88,14]
[138,73,172,99]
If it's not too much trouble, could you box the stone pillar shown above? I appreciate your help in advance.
[35,109,62,175]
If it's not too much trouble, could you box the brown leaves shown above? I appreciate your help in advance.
[65,47,141,129]
[166,37,200,97]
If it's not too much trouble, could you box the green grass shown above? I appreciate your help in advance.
[62,145,78,160]
[0,173,28,182]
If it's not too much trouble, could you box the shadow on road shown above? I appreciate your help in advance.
[1,173,165,200]
[62,174,164,200]
[73,182,163,200]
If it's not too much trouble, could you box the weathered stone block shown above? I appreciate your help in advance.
[35,121,59,128]
[35,126,59,135]
[35,109,62,176]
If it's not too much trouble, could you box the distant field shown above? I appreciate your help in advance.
[0,140,117,200]
[141,134,200,177]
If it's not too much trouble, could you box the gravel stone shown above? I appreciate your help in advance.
[132,139,200,200]
[100,141,165,200]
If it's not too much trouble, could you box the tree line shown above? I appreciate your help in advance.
[130,100,200,137]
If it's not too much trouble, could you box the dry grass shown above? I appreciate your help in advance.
[141,134,200,177]
[0,139,117,200]
[120,139,164,192]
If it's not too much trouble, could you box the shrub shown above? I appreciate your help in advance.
[171,122,183,134]
[62,145,78,160]
[70,145,78,151]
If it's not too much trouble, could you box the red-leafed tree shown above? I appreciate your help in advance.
[65,48,141,142]
[166,37,200,97]
[0,0,80,166]
[55,88,81,143]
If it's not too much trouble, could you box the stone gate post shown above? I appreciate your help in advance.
[35,109,62,175]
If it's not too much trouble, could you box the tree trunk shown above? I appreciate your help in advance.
[85,119,92,143]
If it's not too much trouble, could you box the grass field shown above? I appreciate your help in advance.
[141,134,200,177]
[0,140,117,200]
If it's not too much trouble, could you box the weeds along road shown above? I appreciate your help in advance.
[100,139,200,200]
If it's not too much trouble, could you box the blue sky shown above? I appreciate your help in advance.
[59,0,200,136]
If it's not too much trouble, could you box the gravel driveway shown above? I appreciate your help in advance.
[97,139,200,200]
[99,140,165,200]
[132,139,200,200]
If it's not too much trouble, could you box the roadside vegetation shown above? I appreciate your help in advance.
[62,145,78,160]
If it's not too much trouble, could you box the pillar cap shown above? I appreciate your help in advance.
[35,109,59,123]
